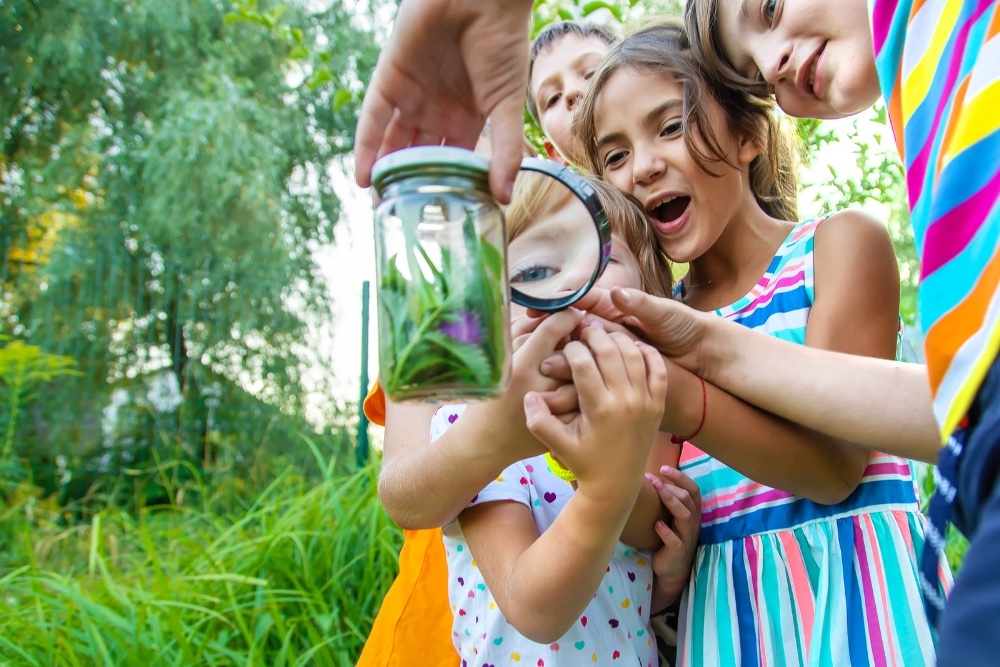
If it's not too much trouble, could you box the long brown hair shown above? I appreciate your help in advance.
[574,20,799,222]
[505,171,673,297]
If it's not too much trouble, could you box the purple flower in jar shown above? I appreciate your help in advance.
[439,310,481,346]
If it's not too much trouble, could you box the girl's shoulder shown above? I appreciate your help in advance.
[812,209,892,252]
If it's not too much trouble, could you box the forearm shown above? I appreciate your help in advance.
[665,360,867,504]
[380,404,541,528]
[472,491,638,643]
[700,318,939,462]
[620,434,676,550]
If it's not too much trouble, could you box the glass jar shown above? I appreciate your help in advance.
[371,147,510,403]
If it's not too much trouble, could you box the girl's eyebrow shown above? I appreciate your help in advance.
[595,99,682,154]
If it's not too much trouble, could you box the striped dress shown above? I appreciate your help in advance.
[870,0,1000,440]
[675,218,953,667]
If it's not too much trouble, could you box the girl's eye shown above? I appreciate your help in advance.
[544,93,561,110]
[511,264,557,284]
[762,0,777,23]
[584,70,596,81]
[602,150,627,170]
[660,120,683,137]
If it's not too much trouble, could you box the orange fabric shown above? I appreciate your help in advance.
[356,528,457,667]
[363,378,387,426]
[357,378,458,667]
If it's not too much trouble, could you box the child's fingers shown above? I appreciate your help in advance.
[562,340,605,401]
[535,384,579,417]
[654,519,685,555]
[539,352,571,381]
[638,342,669,403]
[511,314,545,341]
[659,466,703,508]
[523,392,576,455]
[610,332,647,389]
[579,325,627,391]
[517,309,584,362]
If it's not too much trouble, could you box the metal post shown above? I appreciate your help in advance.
[356,280,371,467]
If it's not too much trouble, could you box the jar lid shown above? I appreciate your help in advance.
[370,146,490,194]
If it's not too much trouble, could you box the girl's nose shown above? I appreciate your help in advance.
[760,42,792,84]
[632,148,665,187]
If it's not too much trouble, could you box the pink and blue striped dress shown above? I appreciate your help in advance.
[675,217,953,666]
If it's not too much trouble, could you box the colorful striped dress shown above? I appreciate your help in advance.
[870,0,1000,440]
[675,218,953,666]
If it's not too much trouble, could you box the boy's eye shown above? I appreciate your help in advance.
[511,264,557,284]
[762,0,777,22]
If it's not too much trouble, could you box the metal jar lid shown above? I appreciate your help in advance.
[370,146,491,195]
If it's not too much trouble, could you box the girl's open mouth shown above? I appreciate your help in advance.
[648,195,691,234]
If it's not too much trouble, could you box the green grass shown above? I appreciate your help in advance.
[0,440,401,667]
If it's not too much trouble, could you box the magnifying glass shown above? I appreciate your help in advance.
[369,147,612,402]
[507,158,612,312]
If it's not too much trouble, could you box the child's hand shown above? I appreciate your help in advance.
[647,466,702,607]
[524,326,668,502]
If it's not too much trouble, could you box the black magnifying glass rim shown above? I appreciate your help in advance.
[509,157,612,313]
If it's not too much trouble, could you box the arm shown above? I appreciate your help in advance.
[460,328,667,643]
[379,310,583,529]
[594,288,940,462]
[800,210,903,475]
[620,432,680,550]
[542,334,875,503]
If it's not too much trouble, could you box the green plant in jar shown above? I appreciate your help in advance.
[372,147,510,402]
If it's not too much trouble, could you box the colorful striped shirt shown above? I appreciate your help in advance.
[871,0,1000,440]
[675,218,950,666]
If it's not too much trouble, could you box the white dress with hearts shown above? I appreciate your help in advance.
[433,404,657,667]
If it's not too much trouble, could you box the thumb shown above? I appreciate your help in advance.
[523,391,575,455]
[488,94,527,204]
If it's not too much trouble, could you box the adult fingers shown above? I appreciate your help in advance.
[354,85,396,187]
[488,94,528,204]
[572,287,623,323]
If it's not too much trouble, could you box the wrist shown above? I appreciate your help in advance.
[661,361,701,436]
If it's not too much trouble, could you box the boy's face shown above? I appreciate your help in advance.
[715,0,881,119]
[530,34,611,164]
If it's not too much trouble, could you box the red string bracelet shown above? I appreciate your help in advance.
[670,376,706,445]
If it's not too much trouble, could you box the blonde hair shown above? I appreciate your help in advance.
[574,20,800,222]
[506,171,673,297]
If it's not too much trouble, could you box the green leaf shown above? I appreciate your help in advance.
[289,45,309,61]
[306,67,334,89]
[333,88,353,111]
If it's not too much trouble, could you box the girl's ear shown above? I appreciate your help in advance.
[737,133,763,165]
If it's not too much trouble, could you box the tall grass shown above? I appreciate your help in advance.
[0,437,401,666]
